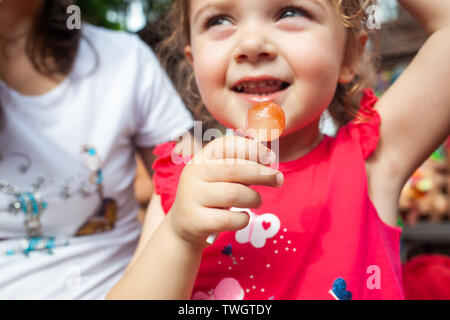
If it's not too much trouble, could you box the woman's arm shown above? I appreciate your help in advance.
[367,0,450,198]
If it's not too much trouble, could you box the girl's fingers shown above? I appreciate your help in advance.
[198,207,251,234]
[197,135,276,166]
[235,128,257,140]
[200,160,284,188]
[198,182,262,209]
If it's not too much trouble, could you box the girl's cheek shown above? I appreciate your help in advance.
[290,39,343,89]
[193,61,230,126]
[193,42,228,97]
[193,41,220,78]
[194,57,217,95]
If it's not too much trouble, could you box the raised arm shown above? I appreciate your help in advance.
[369,0,450,191]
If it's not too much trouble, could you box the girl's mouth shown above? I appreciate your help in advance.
[232,80,291,95]
[231,79,291,104]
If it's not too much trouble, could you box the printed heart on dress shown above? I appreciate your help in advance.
[262,221,271,230]
[329,278,352,300]
[233,208,280,249]
[192,277,245,300]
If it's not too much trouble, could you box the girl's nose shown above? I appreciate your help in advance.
[234,31,277,64]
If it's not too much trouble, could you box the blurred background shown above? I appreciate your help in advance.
[76,0,450,299]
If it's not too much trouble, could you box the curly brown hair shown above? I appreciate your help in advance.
[149,0,378,131]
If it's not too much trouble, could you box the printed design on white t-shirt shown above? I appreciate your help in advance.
[75,198,117,236]
[0,144,118,240]
[74,144,118,236]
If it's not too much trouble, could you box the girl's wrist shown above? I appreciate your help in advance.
[164,210,208,254]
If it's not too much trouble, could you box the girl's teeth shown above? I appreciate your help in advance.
[258,81,267,88]
[235,80,288,93]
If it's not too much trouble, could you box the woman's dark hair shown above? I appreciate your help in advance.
[29,0,81,77]
[0,0,81,129]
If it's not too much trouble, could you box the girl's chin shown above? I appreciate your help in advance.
[205,110,245,130]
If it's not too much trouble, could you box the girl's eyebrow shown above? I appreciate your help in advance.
[298,0,328,12]
[192,0,328,24]
[193,2,232,24]
[309,0,328,11]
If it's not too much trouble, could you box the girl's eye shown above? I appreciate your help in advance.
[206,15,233,28]
[278,7,312,20]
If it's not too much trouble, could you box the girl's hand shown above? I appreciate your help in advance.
[167,135,284,249]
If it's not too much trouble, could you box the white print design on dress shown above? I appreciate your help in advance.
[233,208,281,249]
[192,277,245,300]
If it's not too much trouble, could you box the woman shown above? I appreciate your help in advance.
[0,0,192,299]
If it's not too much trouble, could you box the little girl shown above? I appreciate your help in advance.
[108,0,450,300]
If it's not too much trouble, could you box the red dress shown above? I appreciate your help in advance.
[152,89,405,300]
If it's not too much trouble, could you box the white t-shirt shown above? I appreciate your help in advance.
[0,23,193,299]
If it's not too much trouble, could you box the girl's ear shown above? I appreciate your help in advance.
[338,66,356,85]
[184,45,194,65]
[338,30,369,84]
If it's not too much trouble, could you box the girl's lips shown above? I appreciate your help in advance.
[233,85,289,105]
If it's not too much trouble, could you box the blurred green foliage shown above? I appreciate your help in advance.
[76,0,173,31]
[76,0,128,30]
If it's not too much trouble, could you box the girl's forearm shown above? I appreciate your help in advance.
[106,217,203,300]
[397,0,450,34]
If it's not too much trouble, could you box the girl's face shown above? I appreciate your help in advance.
[185,0,357,135]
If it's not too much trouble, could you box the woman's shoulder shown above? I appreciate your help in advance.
[80,23,154,66]
[82,23,141,48]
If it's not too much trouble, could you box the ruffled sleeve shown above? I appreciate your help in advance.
[347,89,381,160]
[152,142,190,214]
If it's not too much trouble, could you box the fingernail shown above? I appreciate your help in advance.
[245,129,256,140]
[276,173,284,186]
[270,151,277,164]
[264,152,276,165]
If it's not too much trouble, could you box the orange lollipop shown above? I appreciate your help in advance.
[246,102,285,142]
